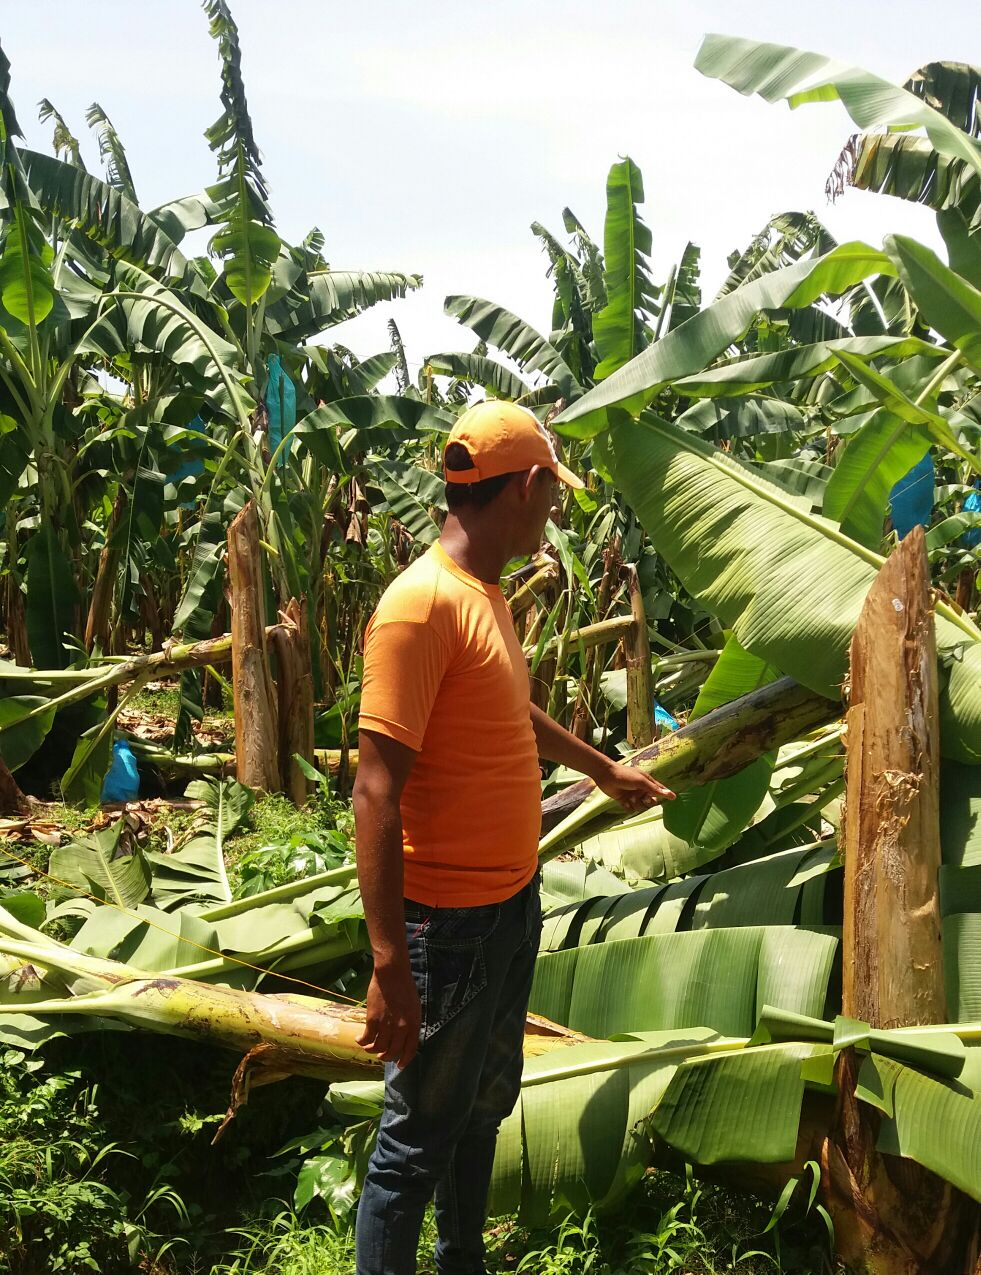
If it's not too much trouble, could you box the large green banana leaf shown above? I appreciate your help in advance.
[592,157,659,378]
[488,1029,745,1226]
[671,335,941,398]
[22,148,201,289]
[372,462,445,545]
[294,396,454,471]
[88,263,253,420]
[886,234,981,370]
[605,412,981,762]
[694,35,981,180]
[49,822,150,911]
[145,777,252,909]
[555,242,893,435]
[540,844,837,952]
[822,410,932,548]
[531,926,839,1039]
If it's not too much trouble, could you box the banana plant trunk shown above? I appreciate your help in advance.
[228,501,281,794]
[84,490,126,653]
[823,526,981,1275]
[271,596,315,804]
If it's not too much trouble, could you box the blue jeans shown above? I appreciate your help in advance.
[355,873,542,1275]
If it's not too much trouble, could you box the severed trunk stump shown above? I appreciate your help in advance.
[823,525,981,1274]
[0,754,27,815]
[271,597,315,805]
[622,563,655,749]
[228,502,281,794]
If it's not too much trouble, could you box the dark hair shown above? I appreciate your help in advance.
[444,442,521,509]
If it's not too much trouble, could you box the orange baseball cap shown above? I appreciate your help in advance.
[443,400,584,489]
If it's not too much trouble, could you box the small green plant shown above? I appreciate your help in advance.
[232,828,352,896]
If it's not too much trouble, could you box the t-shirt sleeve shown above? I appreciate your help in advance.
[358,618,452,751]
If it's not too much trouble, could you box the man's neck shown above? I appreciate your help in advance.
[438,514,512,586]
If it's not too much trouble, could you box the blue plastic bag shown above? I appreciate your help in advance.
[101,739,140,803]
[963,486,981,550]
[889,453,934,540]
[170,414,207,486]
[265,353,296,466]
[654,701,680,733]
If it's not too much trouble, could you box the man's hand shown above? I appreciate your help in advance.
[356,962,422,1069]
[594,760,675,814]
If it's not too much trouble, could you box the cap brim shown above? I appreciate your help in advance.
[555,461,585,490]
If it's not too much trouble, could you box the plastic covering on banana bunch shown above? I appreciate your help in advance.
[963,484,981,549]
[889,451,934,540]
[265,353,296,466]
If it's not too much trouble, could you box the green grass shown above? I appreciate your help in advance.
[0,1031,843,1275]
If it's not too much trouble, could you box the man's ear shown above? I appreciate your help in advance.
[519,466,544,501]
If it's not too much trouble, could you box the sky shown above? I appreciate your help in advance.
[4,1,979,380]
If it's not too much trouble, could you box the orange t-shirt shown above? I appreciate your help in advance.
[358,542,541,906]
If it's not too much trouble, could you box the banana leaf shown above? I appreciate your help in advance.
[694,36,981,179]
[444,295,582,402]
[48,822,150,911]
[605,412,981,763]
[145,777,252,909]
[531,926,839,1039]
[424,352,529,400]
[541,844,837,951]
[593,157,659,378]
[554,242,894,435]
[662,636,780,855]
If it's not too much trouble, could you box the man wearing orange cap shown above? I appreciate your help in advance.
[353,401,673,1274]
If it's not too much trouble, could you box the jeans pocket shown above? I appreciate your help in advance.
[420,929,490,1043]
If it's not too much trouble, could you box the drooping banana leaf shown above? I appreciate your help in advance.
[444,295,582,402]
[677,395,805,442]
[294,395,454,470]
[671,335,941,399]
[0,696,56,772]
[694,35,981,180]
[555,242,894,436]
[264,270,422,344]
[371,462,445,545]
[885,234,981,371]
[22,149,201,288]
[605,412,981,762]
[576,726,843,882]
[24,523,79,669]
[88,263,253,421]
[489,1029,743,1226]
[833,131,980,230]
[423,352,530,401]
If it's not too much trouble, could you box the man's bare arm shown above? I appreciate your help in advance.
[352,729,422,1069]
[529,702,675,813]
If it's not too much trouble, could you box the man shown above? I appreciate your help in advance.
[353,400,674,1275]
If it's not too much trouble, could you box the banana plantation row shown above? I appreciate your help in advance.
[0,6,980,1273]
